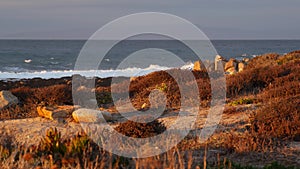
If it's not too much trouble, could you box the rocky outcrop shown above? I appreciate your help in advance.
[193,55,248,74]
[37,105,75,120]
[243,58,250,63]
[0,90,18,109]
[72,108,112,123]
[238,62,246,72]
[193,60,215,72]
[215,55,227,71]
[193,60,205,71]
[225,58,238,74]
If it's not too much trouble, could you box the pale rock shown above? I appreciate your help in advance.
[72,108,112,123]
[215,55,227,71]
[77,86,89,92]
[0,91,18,109]
[243,58,250,63]
[141,103,147,109]
[238,62,246,72]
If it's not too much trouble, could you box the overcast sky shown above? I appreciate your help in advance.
[0,0,299,39]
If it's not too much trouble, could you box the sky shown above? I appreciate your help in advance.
[0,0,299,40]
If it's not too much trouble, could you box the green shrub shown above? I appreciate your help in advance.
[263,162,298,169]
[229,98,255,106]
[156,82,168,92]
[96,91,113,104]
[39,127,67,156]
[68,134,89,155]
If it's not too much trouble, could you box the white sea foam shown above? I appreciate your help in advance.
[0,63,194,80]
[180,62,194,70]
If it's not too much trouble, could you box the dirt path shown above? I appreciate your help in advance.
[0,105,251,146]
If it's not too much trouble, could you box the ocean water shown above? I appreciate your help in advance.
[0,40,299,79]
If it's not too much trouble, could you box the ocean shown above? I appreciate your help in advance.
[0,40,299,79]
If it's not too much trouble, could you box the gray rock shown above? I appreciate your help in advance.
[0,91,18,109]
[72,108,113,123]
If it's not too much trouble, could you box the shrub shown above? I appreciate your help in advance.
[226,58,298,97]
[156,82,168,92]
[0,134,13,160]
[251,95,300,140]
[115,118,166,138]
[276,51,300,65]
[34,84,72,105]
[39,127,67,156]
[246,53,279,69]
[229,98,255,106]
[96,91,113,105]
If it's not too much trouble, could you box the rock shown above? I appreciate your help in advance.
[141,103,147,109]
[0,90,18,109]
[77,86,89,92]
[243,58,250,63]
[72,108,112,123]
[225,58,237,70]
[37,105,75,120]
[225,58,238,74]
[226,67,237,75]
[215,55,227,71]
[193,61,205,71]
[238,62,246,72]
[215,55,225,61]
[203,60,214,72]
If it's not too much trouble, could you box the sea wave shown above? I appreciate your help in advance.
[0,64,194,80]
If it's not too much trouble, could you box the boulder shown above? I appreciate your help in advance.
[225,58,238,74]
[215,55,227,71]
[225,67,237,75]
[72,108,112,123]
[193,61,205,71]
[215,55,225,61]
[0,91,18,109]
[37,105,75,120]
[238,62,246,72]
[225,58,237,70]
[243,58,250,63]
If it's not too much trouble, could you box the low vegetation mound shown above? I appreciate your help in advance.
[115,118,167,138]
